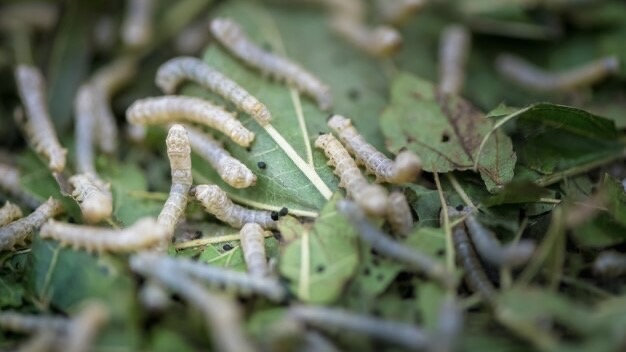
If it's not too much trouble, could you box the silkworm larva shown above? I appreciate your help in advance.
[0,162,41,210]
[319,0,365,21]
[376,0,426,25]
[64,301,109,352]
[68,173,113,224]
[90,57,138,154]
[126,96,255,147]
[593,251,626,277]
[327,115,421,184]
[129,255,255,352]
[432,296,464,352]
[156,57,271,126]
[210,17,333,110]
[338,200,453,287]
[0,201,23,226]
[130,252,288,302]
[315,134,388,216]
[121,0,153,49]
[193,184,276,229]
[329,18,402,58]
[15,65,67,173]
[464,210,535,268]
[495,53,620,92]
[0,312,68,334]
[386,191,413,236]
[289,305,431,351]
[40,217,168,253]
[240,223,269,277]
[74,84,98,175]
[16,330,58,352]
[447,206,496,303]
[185,125,256,189]
[157,125,192,239]
[0,197,63,251]
[0,2,58,31]
[438,25,471,96]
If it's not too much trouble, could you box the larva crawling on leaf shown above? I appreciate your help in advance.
[463,209,535,268]
[64,301,109,352]
[130,252,288,302]
[0,197,63,251]
[386,191,413,236]
[495,53,620,92]
[40,217,168,253]
[185,125,256,189]
[339,200,453,287]
[126,96,255,147]
[433,296,464,352]
[129,255,256,352]
[593,251,626,277]
[156,57,272,126]
[0,201,22,226]
[327,115,421,184]
[192,184,277,229]
[68,173,113,224]
[157,124,192,240]
[210,17,333,111]
[240,223,269,277]
[329,18,402,58]
[439,25,471,96]
[0,311,68,334]
[14,65,67,173]
[74,84,98,175]
[121,0,153,49]
[315,133,388,216]
[0,162,41,210]
[376,0,426,25]
[289,305,431,351]
[446,206,496,303]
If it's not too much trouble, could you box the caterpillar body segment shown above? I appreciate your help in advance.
[376,0,426,25]
[121,0,153,49]
[329,18,402,58]
[14,65,67,173]
[74,84,98,175]
[593,251,626,277]
[0,312,68,334]
[240,223,269,277]
[315,133,388,216]
[0,162,41,210]
[157,125,192,239]
[339,200,453,287]
[327,115,421,184]
[210,17,333,110]
[439,25,471,96]
[40,217,168,252]
[186,125,256,188]
[68,173,113,224]
[156,57,271,125]
[193,184,276,229]
[0,202,23,226]
[0,197,63,251]
[64,302,110,352]
[433,296,464,352]
[386,191,413,236]
[126,96,255,147]
[495,54,620,92]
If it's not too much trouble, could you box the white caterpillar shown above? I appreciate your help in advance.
[185,125,256,189]
[0,312,68,334]
[432,296,464,352]
[40,217,168,253]
[74,84,98,175]
[157,125,192,241]
[329,18,402,58]
[126,96,255,147]
[0,162,41,210]
[0,201,23,226]
[14,65,67,173]
[593,251,626,277]
[129,254,256,352]
[385,191,413,236]
[376,0,426,25]
[289,305,431,351]
[315,133,388,216]
[210,17,333,111]
[439,25,471,96]
[193,184,277,229]
[327,115,421,184]
[339,200,453,287]
[130,252,287,302]
[240,223,269,277]
[121,0,153,49]
[68,173,113,224]
[495,54,620,92]
[64,301,109,352]
[156,57,272,126]
[0,197,63,251]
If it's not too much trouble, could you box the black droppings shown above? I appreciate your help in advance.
[455,204,464,211]
[279,207,288,216]
[316,265,325,273]
[223,244,233,251]
[271,211,279,221]
[257,161,266,169]
[347,88,360,101]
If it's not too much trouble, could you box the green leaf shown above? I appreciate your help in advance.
[279,194,359,304]
[0,275,24,308]
[196,237,279,272]
[381,73,516,192]
[482,181,551,207]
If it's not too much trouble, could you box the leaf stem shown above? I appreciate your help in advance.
[434,172,455,273]
[298,230,311,300]
[535,152,624,187]
[446,173,476,210]
[289,89,314,166]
